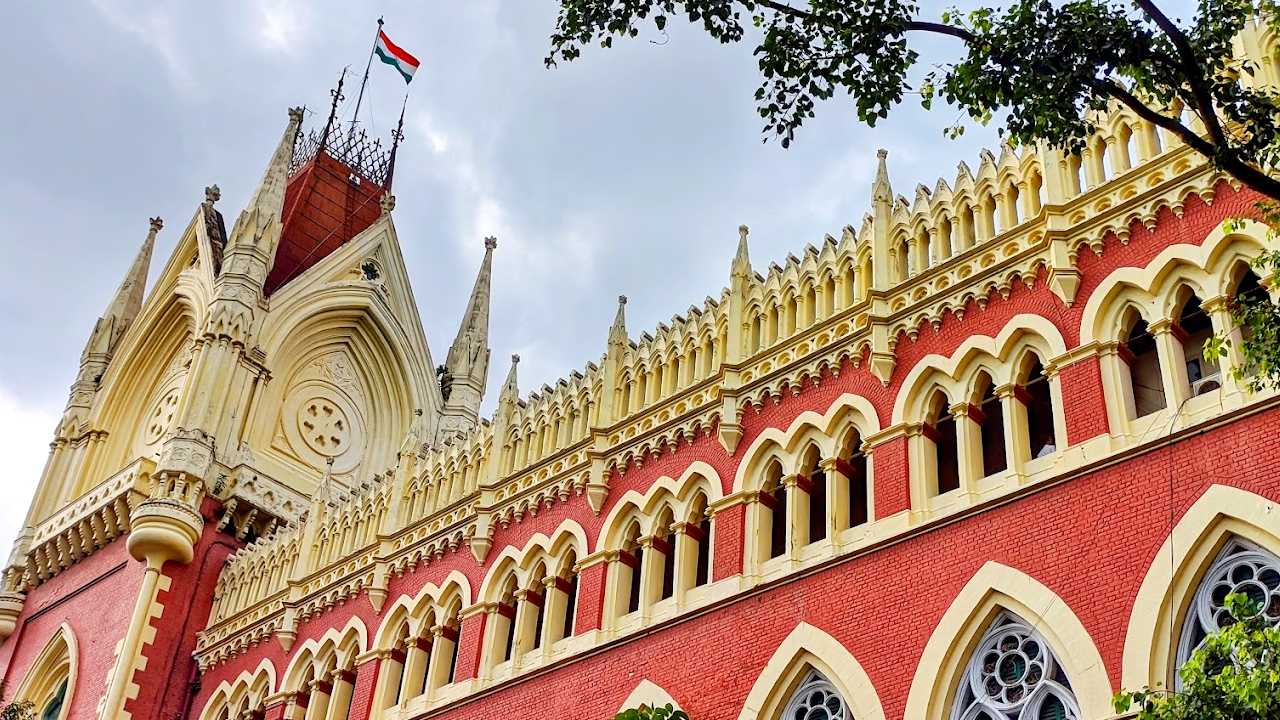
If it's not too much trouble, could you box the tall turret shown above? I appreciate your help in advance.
[437,237,496,439]
[30,217,163,525]
[67,217,162,420]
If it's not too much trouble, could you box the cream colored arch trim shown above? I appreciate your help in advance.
[733,393,881,493]
[892,313,1068,423]
[597,462,726,551]
[198,659,277,720]
[478,519,590,601]
[14,622,77,720]
[282,615,368,690]
[1121,484,1280,690]
[1079,218,1275,344]
[904,561,1112,720]
[738,621,886,720]
[373,570,473,649]
[618,679,681,712]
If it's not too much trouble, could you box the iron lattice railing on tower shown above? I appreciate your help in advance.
[289,125,394,188]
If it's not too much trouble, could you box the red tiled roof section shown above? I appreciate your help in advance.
[265,150,386,296]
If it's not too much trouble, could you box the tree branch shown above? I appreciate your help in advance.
[1132,0,1228,148]
[1097,78,1280,198]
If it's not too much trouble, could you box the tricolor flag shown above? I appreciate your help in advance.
[374,30,420,84]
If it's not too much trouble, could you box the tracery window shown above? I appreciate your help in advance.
[689,494,712,589]
[781,670,849,720]
[951,612,1081,720]
[1176,538,1280,676]
[39,680,67,720]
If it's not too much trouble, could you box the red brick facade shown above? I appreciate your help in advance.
[3,149,1278,720]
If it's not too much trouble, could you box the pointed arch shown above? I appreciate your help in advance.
[618,679,681,713]
[737,622,886,720]
[14,623,77,720]
[904,561,1111,720]
[1121,484,1280,690]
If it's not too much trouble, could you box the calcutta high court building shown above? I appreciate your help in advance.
[3,18,1280,720]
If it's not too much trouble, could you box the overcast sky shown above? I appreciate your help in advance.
[0,1,1010,550]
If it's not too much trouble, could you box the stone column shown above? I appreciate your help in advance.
[820,457,849,538]
[1150,319,1190,410]
[950,403,982,495]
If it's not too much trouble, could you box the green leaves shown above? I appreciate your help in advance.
[545,0,1280,200]
[1114,592,1280,719]
[614,703,690,720]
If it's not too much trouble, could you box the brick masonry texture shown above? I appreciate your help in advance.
[182,182,1280,719]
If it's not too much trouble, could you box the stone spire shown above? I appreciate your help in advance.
[872,148,893,204]
[870,148,894,294]
[608,295,628,348]
[438,237,497,439]
[83,216,162,361]
[222,107,303,283]
[204,108,303,347]
[496,354,521,423]
[226,105,300,253]
[731,224,752,281]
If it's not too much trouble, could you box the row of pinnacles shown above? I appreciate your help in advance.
[193,18,1280,667]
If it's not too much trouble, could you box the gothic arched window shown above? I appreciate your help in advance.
[781,670,849,720]
[951,612,1081,720]
[39,680,67,720]
[1176,538,1280,677]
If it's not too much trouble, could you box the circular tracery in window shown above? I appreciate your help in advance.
[1177,538,1280,678]
[782,670,848,720]
[952,612,1080,720]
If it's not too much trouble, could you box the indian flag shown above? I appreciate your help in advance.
[375,30,420,84]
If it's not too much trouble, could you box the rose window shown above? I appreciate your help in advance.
[297,397,351,457]
[1177,538,1280,678]
[144,388,180,445]
[952,613,1080,720]
[782,670,848,720]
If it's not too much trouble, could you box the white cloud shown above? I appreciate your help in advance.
[88,0,199,96]
[254,0,311,55]
[0,387,58,557]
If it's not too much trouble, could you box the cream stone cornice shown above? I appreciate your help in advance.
[190,100,1258,673]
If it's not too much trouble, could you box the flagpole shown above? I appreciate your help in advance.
[350,16,383,136]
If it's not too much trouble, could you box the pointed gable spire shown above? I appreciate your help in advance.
[226,107,303,257]
[438,237,497,439]
[497,354,521,420]
[609,295,628,348]
[445,237,495,377]
[732,224,752,280]
[872,148,893,204]
[86,216,162,359]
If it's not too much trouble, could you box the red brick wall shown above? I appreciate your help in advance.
[114,183,1280,719]
[0,537,142,720]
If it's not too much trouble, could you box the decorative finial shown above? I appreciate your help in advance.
[739,224,749,239]
[618,295,627,305]
[205,185,221,205]
[877,148,888,160]
[511,354,520,365]
[380,192,396,216]
[288,106,305,123]
[484,236,498,251]
[149,217,164,233]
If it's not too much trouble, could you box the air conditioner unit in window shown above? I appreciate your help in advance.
[1191,374,1222,396]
